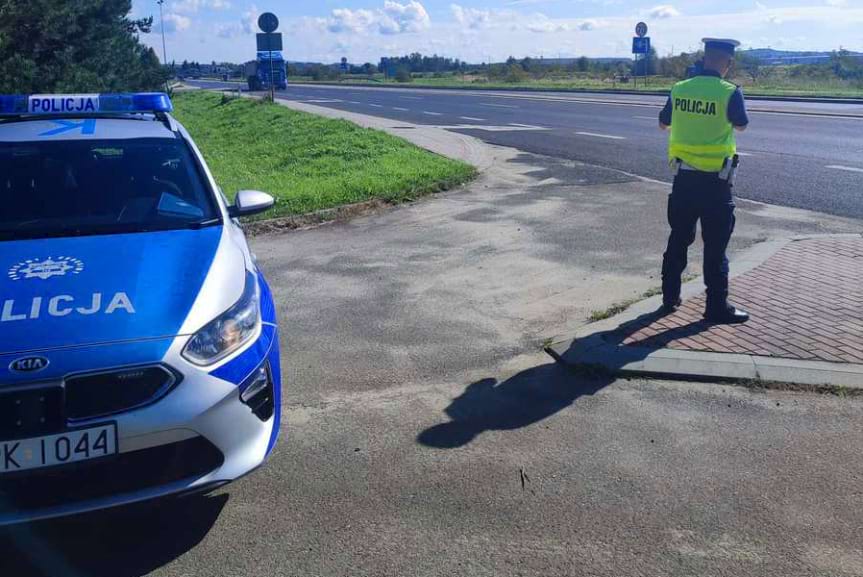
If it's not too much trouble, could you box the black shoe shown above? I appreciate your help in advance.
[704,305,749,324]
[662,298,682,314]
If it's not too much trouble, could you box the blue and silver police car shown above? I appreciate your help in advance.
[0,93,281,524]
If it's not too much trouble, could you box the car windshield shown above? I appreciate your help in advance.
[0,137,219,241]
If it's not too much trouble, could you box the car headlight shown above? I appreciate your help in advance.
[182,272,260,366]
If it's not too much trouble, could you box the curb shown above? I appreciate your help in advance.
[546,236,863,390]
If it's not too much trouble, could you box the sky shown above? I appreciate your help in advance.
[132,0,863,64]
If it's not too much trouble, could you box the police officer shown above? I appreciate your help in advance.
[659,38,750,324]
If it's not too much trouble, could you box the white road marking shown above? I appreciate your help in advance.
[736,151,755,157]
[400,96,424,100]
[576,131,626,140]
[367,103,383,108]
[347,101,362,104]
[306,99,343,103]
[423,111,443,116]
[393,107,409,111]
[633,115,658,120]
[436,124,550,132]
[480,103,519,109]
[459,116,486,122]
[509,123,543,128]
[826,165,863,173]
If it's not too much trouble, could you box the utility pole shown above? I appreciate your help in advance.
[157,0,169,91]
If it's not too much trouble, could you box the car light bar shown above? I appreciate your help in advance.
[0,93,173,116]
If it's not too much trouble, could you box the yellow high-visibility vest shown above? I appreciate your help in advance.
[668,76,738,172]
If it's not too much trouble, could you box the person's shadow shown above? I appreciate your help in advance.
[0,493,228,577]
[417,362,613,449]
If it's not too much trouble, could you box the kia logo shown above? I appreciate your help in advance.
[8,356,50,373]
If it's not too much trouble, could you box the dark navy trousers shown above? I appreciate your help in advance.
[661,169,736,312]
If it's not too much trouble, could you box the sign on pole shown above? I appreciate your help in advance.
[256,33,283,52]
[257,12,281,99]
[258,12,279,33]
[632,37,650,54]
[632,24,650,89]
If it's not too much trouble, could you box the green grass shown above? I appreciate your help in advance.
[171,91,476,218]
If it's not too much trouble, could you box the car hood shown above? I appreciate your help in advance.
[0,227,224,356]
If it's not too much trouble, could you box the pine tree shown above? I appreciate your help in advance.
[0,0,166,93]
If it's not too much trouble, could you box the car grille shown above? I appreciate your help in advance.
[0,437,224,513]
[65,365,179,421]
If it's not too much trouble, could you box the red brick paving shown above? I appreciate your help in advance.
[616,237,863,364]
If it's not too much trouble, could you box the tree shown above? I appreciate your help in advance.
[394,67,412,83]
[0,0,167,93]
[735,52,764,83]
[576,56,590,73]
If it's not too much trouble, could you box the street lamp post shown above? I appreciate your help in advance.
[157,0,169,90]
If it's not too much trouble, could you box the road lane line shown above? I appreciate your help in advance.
[367,103,383,108]
[347,101,362,104]
[509,122,542,128]
[399,96,423,100]
[423,111,443,116]
[576,131,626,140]
[736,152,755,157]
[393,107,409,111]
[826,165,863,173]
[479,103,519,108]
[633,115,658,120]
[459,116,486,121]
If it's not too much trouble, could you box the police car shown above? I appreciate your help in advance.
[0,93,281,524]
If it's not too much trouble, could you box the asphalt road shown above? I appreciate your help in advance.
[191,80,863,219]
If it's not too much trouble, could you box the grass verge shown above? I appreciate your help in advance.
[171,91,476,218]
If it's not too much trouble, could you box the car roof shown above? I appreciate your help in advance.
[0,115,180,143]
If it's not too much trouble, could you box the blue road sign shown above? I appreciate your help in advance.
[632,37,651,54]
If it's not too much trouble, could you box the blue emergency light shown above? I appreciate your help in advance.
[0,92,173,116]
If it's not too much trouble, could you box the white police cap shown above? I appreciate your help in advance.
[702,38,741,55]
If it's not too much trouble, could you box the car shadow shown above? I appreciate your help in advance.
[417,361,614,449]
[0,493,228,577]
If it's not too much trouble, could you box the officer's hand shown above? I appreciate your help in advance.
[659,122,669,131]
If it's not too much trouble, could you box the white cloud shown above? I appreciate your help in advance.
[578,19,599,31]
[451,4,492,30]
[826,0,847,6]
[649,4,681,18]
[380,1,431,34]
[325,1,429,35]
[171,0,230,13]
[241,4,259,34]
[328,8,377,33]
[526,13,568,33]
[161,12,191,33]
[214,3,257,38]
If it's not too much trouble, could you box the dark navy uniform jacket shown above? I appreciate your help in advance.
[659,70,750,128]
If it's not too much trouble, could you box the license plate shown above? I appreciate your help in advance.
[0,423,117,474]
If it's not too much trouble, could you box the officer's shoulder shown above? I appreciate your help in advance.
[719,78,739,92]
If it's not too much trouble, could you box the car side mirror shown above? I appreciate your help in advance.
[229,190,275,218]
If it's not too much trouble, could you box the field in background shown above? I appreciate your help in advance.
[172,91,476,218]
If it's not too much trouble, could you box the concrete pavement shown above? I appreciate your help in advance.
[4,93,863,577]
